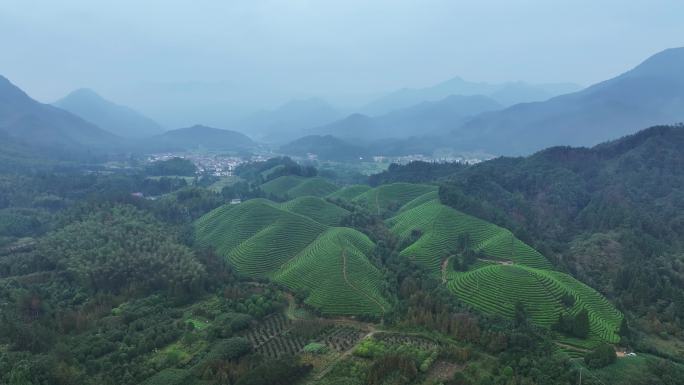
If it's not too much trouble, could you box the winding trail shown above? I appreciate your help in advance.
[341,248,386,314]
[441,257,452,283]
[375,192,381,216]
[477,257,513,266]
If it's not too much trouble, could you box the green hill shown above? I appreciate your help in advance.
[195,199,326,277]
[351,183,437,214]
[387,194,622,345]
[274,227,389,315]
[396,190,439,213]
[260,176,339,199]
[197,183,622,344]
[388,199,552,272]
[279,196,349,226]
[447,265,623,346]
[194,198,387,316]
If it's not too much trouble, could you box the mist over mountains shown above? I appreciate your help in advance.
[235,98,342,143]
[139,124,255,153]
[0,75,121,157]
[360,77,581,116]
[1,47,683,163]
[280,47,684,158]
[450,47,684,155]
[54,88,164,138]
[310,94,502,141]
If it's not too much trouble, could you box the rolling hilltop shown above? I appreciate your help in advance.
[140,124,255,152]
[279,134,370,162]
[194,198,389,316]
[195,179,622,348]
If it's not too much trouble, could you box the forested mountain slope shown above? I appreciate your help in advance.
[453,48,684,154]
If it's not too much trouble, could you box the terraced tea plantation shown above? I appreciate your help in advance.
[280,196,349,226]
[260,175,339,199]
[386,193,623,346]
[274,227,389,315]
[195,198,388,317]
[198,181,622,347]
[327,182,437,215]
[388,198,552,273]
[447,265,622,345]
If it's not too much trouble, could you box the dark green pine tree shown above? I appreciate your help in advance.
[572,309,590,338]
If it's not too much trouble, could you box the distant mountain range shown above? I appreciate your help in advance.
[235,98,342,143]
[0,75,121,157]
[310,94,502,141]
[140,124,255,153]
[452,47,684,155]
[288,47,684,157]
[360,77,581,116]
[54,88,164,138]
[0,76,259,163]
[3,47,683,161]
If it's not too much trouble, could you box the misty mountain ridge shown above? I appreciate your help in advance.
[235,97,342,143]
[310,94,502,141]
[361,76,581,116]
[451,47,684,155]
[54,88,164,138]
[0,75,122,156]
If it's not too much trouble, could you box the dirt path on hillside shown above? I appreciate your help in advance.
[477,257,513,265]
[441,257,452,283]
[0,240,36,255]
[341,249,386,314]
[375,193,381,216]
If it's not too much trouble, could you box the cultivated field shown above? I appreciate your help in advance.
[386,194,623,345]
[195,199,388,316]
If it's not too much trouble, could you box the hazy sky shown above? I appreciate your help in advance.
[2,0,683,119]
